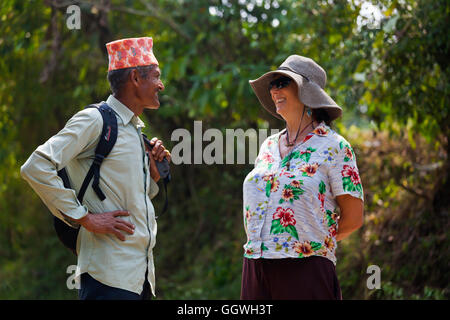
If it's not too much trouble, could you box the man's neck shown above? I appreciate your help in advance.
[113,94,143,116]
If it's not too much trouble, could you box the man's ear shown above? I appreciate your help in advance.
[130,69,140,87]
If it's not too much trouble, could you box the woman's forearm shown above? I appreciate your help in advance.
[336,212,363,241]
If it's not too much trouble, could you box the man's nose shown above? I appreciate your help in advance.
[159,81,165,91]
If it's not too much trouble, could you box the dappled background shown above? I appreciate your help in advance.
[0,0,448,299]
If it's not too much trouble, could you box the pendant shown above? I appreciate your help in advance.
[286,161,290,171]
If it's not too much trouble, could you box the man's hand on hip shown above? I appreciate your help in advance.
[76,210,135,241]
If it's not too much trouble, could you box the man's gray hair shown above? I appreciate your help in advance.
[107,65,156,95]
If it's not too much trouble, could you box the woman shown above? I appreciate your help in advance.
[241,55,364,300]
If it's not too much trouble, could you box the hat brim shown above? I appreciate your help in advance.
[249,70,342,121]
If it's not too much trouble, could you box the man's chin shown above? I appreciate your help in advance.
[144,103,160,110]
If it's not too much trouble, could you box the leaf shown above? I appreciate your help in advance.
[300,152,311,163]
[319,181,326,194]
[270,219,284,235]
[342,177,357,192]
[265,180,272,197]
[285,225,299,240]
[310,241,322,251]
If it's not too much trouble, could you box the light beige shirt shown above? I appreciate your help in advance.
[20,95,159,296]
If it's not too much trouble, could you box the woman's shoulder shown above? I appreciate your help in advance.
[317,122,353,149]
[260,129,283,150]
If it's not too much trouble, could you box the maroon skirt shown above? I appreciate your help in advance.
[241,256,342,300]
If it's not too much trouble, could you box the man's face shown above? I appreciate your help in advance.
[137,65,164,109]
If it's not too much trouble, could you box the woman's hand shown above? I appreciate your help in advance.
[335,194,364,241]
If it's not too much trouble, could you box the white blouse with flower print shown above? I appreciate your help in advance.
[242,121,364,265]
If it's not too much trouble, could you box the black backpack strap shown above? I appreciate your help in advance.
[158,175,170,218]
[77,102,118,203]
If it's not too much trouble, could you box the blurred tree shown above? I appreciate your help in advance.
[0,0,448,299]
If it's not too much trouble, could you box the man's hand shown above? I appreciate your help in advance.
[75,210,135,241]
[145,137,171,183]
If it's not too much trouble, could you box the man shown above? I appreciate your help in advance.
[20,37,170,300]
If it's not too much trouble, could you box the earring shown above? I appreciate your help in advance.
[306,107,312,118]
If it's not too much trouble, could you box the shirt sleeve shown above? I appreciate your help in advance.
[148,177,159,200]
[327,139,364,202]
[20,108,103,225]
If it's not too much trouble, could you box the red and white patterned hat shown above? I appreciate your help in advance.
[106,37,159,71]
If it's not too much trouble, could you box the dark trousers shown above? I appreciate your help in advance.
[78,272,150,300]
[241,256,342,300]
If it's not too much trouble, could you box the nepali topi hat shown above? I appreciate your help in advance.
[249,55,342,121]
[106,37,158,71]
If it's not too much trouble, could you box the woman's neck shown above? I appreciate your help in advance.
[285,112,314,143]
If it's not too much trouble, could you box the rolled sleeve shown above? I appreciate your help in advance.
[148,177,159,199]
[20,108,102,223]
[328,140,364,202]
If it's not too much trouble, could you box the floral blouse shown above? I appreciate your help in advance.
[242,121,364,265]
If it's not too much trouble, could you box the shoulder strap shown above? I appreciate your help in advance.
[77,102,118,203]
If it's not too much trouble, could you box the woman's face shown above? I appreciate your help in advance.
[269,75,303,121]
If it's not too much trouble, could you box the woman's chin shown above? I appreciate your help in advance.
[276,106,288,118]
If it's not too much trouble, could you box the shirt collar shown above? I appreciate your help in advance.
[106,95,145,129]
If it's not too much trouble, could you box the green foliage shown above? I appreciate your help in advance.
[0,0,448,299]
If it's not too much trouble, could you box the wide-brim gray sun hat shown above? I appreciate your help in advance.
[249,55,342,121]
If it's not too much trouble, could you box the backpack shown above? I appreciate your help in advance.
[54,102,170,255]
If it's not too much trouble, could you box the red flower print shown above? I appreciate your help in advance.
[245,207,250,220]
[324,236,334,250]
[122,39,134,50]
[269,179,279,193]
[142,55,151,64]
[341,165,361,185]
[331,212,338,221]
[110,42,121,52]
[145,38,153,49]
[115,58,126,70]
[318,193,325,207]
[300,162,319,177]
[262,173,274,181]
[313,127,329,136]
[137,38,147,47]
[328,225,337,237]
[280,170,295,178]
[302,134,313,143]
[292,241,314,257]
[273,207,296,227]
[290,180,302,188]
[281,188,294,202]
[128,55,141,67]
[261,152,274,163]
[344,147,353,160]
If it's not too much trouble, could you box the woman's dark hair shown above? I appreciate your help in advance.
[107,65,156,95]
[311,107,333,127]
